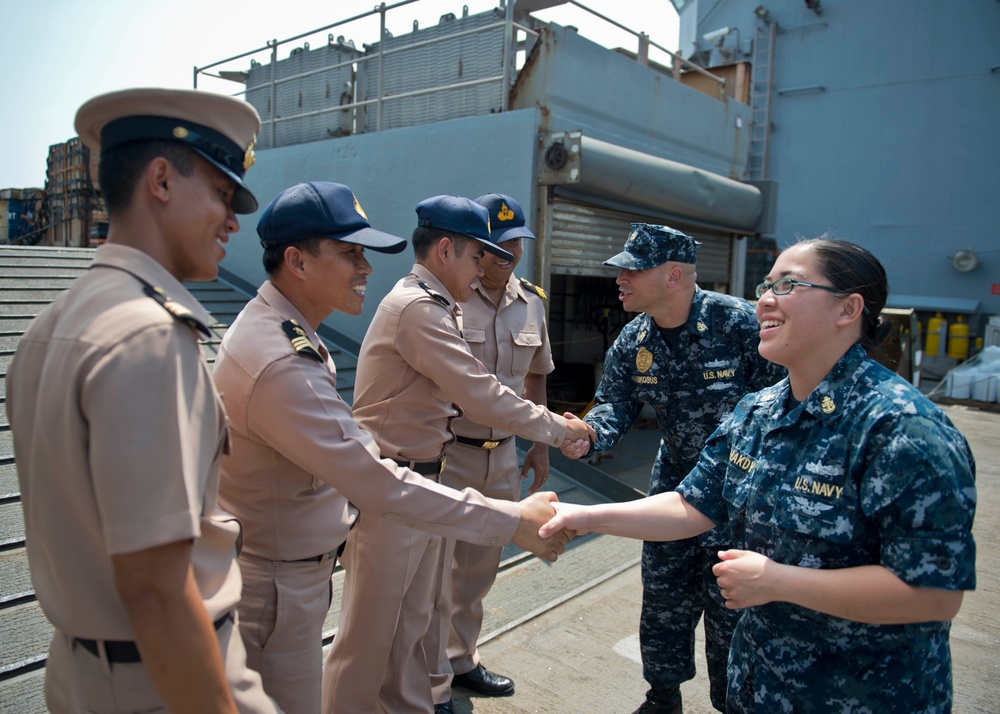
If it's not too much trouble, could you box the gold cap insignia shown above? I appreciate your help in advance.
[243,135,257,171]
[353,193,368,220]
[636,347,653,373]
[497,202,515,221]
[821,396,836,414]
[172,126,189,140]
[697,321,708,332]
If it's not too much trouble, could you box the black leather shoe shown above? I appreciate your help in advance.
[434,700,454,714]
[631,687,682,714]
[452,663,515,696]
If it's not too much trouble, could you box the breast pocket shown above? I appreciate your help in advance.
[511,329,542,376]
[773,482,856,545]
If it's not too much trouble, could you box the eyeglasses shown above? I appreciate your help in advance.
[754,277,845,299]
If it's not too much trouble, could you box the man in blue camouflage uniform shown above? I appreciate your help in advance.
[583,224,783,713]
[677,342,977,712]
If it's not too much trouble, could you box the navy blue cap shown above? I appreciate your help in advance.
[415,195,513,261]
[604,223,701,270]
[74,87,261,214]
[474,193,535,243]
[257,182,406,252]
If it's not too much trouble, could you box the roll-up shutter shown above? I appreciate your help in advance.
[549,196,734,286]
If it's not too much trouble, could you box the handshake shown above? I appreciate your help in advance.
[511,412,595,562]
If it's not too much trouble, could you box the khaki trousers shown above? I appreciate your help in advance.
[45,615,278,713]
[322,512,442,714]
[238,553,337,714]
[431,440,520,701]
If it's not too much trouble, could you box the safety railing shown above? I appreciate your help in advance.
[193,0,724,148]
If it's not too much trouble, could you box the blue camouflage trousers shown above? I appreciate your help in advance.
[641,458,738,712]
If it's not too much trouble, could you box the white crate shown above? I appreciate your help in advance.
[985,316,1000,348]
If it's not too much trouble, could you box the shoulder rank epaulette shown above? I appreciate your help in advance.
[417,280,450,307]
[143,284,211,339]
[281,319,324,362]
[519,277,548,300]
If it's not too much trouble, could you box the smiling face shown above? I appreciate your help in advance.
[479,237,523,291]
[305,239,373,316]
[164,155,239,282]
[439,235,485,302]
[755,243,852,375]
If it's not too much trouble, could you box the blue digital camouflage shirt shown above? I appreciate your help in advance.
[678,344,977,713]
[586,288,783,508]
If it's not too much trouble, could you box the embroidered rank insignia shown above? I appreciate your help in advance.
[518,277,548,300]
[282,319,324,362]
[497,202,515,221]
[638,330,647,342]
[697,320,708,332]
[143,284,211,339]
[417,280,450,307]
[821,396,836,414]
[636,347,653,373]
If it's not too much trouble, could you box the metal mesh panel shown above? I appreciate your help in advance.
[361,10,506,133]
[550,198,734,287]
[246,43,360,149]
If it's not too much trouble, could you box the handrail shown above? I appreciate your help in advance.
[564,0,725,92]
[193,0,710,142]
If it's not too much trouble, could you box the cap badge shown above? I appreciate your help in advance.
[497,202,515,222]
[636,347,653,373]
[243,135,257,171]
[172,126,189,140]
[697,321,708,333]
[821,396,836,414]
[353,193,368,220]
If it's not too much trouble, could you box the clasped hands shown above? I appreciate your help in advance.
[512,413,595,562]
[559,411,593,460]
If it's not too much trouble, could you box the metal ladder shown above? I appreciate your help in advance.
[748,22,777,180]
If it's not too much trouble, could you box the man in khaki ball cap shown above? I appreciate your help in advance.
[6,87,277,713]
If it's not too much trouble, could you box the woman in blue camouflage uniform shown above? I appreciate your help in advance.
[550,238,977,712]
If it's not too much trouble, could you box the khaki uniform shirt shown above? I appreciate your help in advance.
[214,280,522,560]
[353,264,567,459]
[452,276,554,442]
[7,244,239,638]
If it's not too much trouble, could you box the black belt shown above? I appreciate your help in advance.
[391,457,445,476]
[291,541,346,563]
[455,435,513,450]
[74,612,233,664]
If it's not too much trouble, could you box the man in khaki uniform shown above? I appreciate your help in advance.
[6,88,277,713]
[322,195,594,714]
[215,182,565,714]
[429,193,553,706]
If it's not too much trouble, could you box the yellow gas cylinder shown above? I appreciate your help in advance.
[926,312,947,356]
[947,315,970,360]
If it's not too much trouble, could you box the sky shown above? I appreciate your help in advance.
[0,0,679,189]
